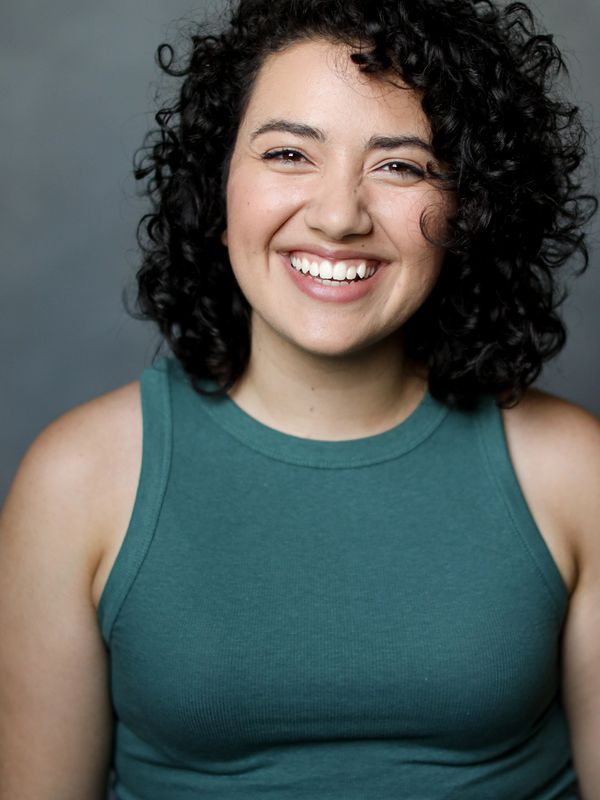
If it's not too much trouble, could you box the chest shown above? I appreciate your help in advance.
[107,464,565,761]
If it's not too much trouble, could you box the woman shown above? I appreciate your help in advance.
[1,0,598,797]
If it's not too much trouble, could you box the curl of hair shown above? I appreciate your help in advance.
[133,0,597,408]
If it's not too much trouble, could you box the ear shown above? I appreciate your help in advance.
[220,229,228,247]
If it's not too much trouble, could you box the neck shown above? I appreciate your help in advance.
[227,316,427,441]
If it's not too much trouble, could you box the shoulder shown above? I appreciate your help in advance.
[501,386,600,517]
[16,379,142,508]
[0,382,142,795]
[506,393,600,791]
[500,387,600,590]
[1,381,142,591]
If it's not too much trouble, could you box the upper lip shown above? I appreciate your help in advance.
[282,245,387,264]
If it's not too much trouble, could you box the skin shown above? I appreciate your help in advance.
[224,40,452,439]
[0,36,599,800]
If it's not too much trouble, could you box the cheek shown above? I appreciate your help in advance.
[421,186,455,242]
[396,190,452,254]
[226,170,303,248]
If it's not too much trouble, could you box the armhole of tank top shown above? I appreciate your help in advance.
[474,396,569,620]
[96,359,173,645]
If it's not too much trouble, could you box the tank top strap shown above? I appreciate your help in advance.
[473,393,568,616]
[97,359,173,644]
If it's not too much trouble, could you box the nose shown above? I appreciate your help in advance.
[303,167,373,240]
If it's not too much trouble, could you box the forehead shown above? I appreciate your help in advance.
[241,38,431,140]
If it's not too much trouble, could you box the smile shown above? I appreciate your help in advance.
[289,252,379,284]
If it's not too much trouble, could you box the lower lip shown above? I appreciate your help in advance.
[280,254,386,303]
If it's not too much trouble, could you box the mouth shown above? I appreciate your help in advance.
[284,250,383,286]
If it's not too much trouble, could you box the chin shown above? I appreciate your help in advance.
[286,331,391,361]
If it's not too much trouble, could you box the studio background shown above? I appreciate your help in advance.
[2,0,599,503]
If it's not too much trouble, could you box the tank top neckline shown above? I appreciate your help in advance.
[169,359,452,469]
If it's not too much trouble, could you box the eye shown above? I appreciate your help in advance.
[261,148,308,165]
[379,161,425,180]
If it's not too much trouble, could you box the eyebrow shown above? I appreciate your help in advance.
[366,135,433,154]
[250,119,434,154]
[251,120,326,142]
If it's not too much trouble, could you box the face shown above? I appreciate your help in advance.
[223,38,452,360]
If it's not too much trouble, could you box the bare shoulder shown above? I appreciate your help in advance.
[29,378,142,467]
[1,381,142,597]
[0,381,142,796]
[501,386,600,513]
[507,395,600,792]
[501,387,600,592]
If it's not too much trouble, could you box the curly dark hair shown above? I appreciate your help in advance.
[133,0,597,409]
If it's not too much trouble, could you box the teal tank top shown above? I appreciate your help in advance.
[97,358,578,799]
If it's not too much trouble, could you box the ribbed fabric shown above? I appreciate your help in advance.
[97,358,578,800]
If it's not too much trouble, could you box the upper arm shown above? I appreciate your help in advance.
[503,388,600,798]
[0,382,141,799]
[557,409,600,799]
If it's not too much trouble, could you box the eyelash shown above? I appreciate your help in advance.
[261,148,307,164]
[380,161,425,178]
[261,148,426,178]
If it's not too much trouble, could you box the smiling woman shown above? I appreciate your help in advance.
[1,1,599,799]
[222,39,451,405]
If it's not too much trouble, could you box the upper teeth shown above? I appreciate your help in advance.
[290,254,376,281]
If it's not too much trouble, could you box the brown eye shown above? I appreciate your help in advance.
[262,149,307,164]
[380,161,425,179]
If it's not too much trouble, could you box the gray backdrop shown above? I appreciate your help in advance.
[2,0,599,502]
